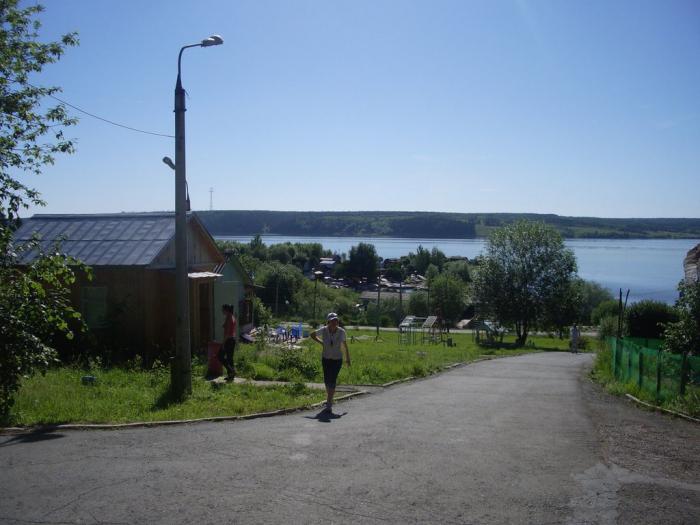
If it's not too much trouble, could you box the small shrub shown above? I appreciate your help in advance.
[625,300,678,339]
[278,348,319,379]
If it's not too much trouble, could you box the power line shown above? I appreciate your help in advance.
[4,76,174,138]
[46,93,174,138]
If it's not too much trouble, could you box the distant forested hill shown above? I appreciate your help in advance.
[196,210,700,239]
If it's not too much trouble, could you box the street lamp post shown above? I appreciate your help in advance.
[312,270,324,321]
[172,34,223,399]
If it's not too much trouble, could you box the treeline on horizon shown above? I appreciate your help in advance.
[196,210,700,239]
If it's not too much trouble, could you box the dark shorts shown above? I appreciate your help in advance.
[322,358,342,389]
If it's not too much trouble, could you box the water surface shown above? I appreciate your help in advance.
[217,235,698,304]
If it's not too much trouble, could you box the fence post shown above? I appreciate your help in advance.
[656,349,662,403]
[680,353,689,396]
[638,350,643,389]
[627,342,632,382]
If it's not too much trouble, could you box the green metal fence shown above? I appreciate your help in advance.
[609,337,700,402]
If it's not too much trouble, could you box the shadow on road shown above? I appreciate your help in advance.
[304,409,348,423]
[0,428,66,447]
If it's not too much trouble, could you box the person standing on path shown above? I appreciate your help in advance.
[219,304,237,380]
[570,323,580,354]
[310,312,351,413]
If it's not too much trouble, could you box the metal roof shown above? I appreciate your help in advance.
[13,213,179,266]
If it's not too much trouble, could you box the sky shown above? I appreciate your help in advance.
[18,0,700,218]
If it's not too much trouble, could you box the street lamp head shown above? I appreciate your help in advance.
[201,34,224,47]
[162,156,176,170]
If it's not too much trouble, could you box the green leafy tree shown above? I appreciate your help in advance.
[542,278,583,337]
[257,262,303,316]
[663,280,700,356]
[473,220,577,346]
[592,299,620,325]
[430,246,447,271]
[410,245,432,275]
[0,1,82,419]
[1,1,78,223]
[343,242,379,282]
[429,273,466,325]
[424,263,440,284]
[578,280,614,324]
[408,291,430,317]
[444,259,471,283]
[383,262,404,282]
[1,234,90,419]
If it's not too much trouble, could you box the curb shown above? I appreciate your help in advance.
[624,394,700,424]
[0,391,368,435]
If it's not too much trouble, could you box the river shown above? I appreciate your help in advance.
[216,235,699,304]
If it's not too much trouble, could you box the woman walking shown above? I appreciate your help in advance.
[310,312,351,413]
[219,304,237,381]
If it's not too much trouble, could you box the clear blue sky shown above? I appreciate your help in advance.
[21,0,700,218]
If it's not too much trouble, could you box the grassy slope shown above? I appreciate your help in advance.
[10,331,574,427]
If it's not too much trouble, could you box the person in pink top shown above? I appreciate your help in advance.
[219,304,237,381]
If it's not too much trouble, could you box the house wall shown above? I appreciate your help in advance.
[213,261,247,341]
[73,267,154,360]
[73,268,215,362]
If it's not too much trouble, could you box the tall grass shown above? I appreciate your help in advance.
[590,341,699,417]
[9,362,324,427]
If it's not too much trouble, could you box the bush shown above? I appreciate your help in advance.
[598,315,618,342]
[625,300,678,339]
[278,348,319,380]
[592,300,620,326]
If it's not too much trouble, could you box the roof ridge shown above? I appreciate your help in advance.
[29,212,177,219]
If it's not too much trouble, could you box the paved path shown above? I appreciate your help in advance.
[1,353,697,524]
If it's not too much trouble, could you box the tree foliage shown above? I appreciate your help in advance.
[663,280,700,355]
[429,273,466,324]
[473,221,578,345]
[342,242,380,282]
[0,1,82,419]
[1,232,89,419]
[1,0,78,223]
[625,299,677,339]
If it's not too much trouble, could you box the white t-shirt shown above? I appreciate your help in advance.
[315,326,346,360]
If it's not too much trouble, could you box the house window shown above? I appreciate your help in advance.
[81,287,108,330]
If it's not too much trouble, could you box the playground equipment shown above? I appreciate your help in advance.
[398,315,424,345]
[421,316,446,345]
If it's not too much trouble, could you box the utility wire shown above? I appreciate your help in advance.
[4,76,174,138]
[46,93,174,138]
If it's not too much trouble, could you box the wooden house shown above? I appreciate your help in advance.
[14,212,252,363]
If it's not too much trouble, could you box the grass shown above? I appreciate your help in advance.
[9,362,325,427]
[238,329,575,386]
[590,343,700,418]
[8,330,575,427]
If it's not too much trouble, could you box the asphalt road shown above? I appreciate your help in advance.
[1,352,697,524]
